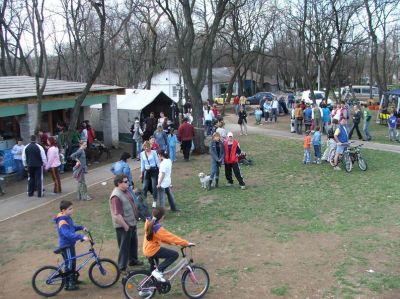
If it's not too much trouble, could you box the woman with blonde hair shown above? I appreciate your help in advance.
[140,140,159,208]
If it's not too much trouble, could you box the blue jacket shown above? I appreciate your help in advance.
[154,131,168,150]
[54,213,84,248]
[111,160,133,185]
[168,134,178,147]
[304,107,312,120]
[312,131,321,146]
[209,139,224,163]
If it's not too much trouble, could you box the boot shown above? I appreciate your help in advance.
[207,180,212,191]
[215,179,219,188]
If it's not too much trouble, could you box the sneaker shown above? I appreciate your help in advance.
[85,196,93,201]
[139,290,152,297]
[334,166,341,171]
[226,183,234,187]
[151,269,166,282]
[240,185,246,190]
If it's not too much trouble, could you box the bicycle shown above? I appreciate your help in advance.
[32,231,120,297]
[329,142,353,172]
[123,245,209,299]
[347,143,368,171]
[329,142,367,172]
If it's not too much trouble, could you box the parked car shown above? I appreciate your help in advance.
[246,92,275,105]
[301,90,334,106]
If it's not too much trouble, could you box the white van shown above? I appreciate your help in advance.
[340,85,379,104]
[301,90,333,106]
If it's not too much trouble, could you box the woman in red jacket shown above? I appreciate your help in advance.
[224,132,246,190]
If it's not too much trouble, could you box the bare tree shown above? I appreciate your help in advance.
[155,0,230,153]
[25,0,48,132]
[0,0,32,76]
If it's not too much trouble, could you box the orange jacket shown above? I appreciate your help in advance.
[304,135,311,149]
[143,219,189,257]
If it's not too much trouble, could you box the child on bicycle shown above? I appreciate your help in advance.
[143,208,193,282]
[54,200,89,291]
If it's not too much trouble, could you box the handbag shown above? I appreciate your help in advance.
[145,152,159,177]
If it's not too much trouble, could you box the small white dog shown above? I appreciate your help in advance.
[198,172,212,189]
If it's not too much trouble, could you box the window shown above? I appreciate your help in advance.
[172,86,177,97]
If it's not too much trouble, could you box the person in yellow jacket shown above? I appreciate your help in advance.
[143,208,194,282]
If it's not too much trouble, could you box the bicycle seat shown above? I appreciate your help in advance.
[53,246,69,254]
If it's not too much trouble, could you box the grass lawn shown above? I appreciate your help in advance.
[80,134,400,298]
[2,133,400,298]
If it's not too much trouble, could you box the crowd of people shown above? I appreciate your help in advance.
[10,120,98,199]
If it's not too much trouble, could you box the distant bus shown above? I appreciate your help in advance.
[340,85,379,104]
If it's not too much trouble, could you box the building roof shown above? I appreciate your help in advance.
[91,89,177,110]
[0,76,125,101]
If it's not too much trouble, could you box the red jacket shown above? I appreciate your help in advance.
[224,140,239,164]
[88,128,96,144]
[212,108,218,118]
[178,121,195,142]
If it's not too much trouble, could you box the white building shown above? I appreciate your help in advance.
[141,67,240,102]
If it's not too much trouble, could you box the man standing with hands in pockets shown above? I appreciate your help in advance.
[109,174,143,273]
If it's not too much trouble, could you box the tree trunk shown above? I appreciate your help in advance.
[207,54,213,102]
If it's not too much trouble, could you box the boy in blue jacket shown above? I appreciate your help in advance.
[54,200,89,290]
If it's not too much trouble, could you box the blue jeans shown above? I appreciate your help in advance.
[210,159,220,180]
[363,121,371,140]
[205,120,212,136]
[142,172,157,201]
[14,159,25,181]
[303,149,311,163]
[157,187,177,210]
[270,108,278,122]
[313,145,321,159]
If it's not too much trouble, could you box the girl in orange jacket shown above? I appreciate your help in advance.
[143,208,193,282]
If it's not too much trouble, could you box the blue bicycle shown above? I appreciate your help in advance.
[32,231,120,297]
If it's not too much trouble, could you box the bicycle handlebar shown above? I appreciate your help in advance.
[86,230,95,246]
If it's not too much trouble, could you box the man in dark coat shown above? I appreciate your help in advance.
[22,135,47,197]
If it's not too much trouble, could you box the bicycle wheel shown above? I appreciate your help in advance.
[123,270,157,299]
[32,265,65,297]
[341,152,352,172]
[88,258,120,288]
[328,148,336,166]
[181,265,210,299]
[357,155,368,171]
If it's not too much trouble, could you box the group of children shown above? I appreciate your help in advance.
[303,126,322,164]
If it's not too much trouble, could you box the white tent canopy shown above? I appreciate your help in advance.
[90,89,178,137]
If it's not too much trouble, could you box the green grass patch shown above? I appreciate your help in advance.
[271,283,289,296]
